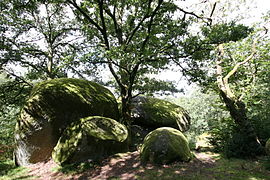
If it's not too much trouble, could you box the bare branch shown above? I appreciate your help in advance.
[210,2,217,18]
[176,6,212,25]
[4,69,33,87]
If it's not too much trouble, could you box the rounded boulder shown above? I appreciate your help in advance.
[131,96,190,132]
[52,116,128,165]
[140,127,192,164]
[14,78,119,166]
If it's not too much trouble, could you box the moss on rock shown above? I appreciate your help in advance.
[81,116,128,142]
[140,127,192,165]
[14,78,119,166]
[52,116,128,165]
[266,138,270,155]
[131,96,190,132]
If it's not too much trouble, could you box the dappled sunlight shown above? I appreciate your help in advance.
[77,151,141,180]
[2,150,269,180]
[81,151,220,179]
[131,96,191,132]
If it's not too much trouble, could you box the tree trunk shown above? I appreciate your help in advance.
[219,90,261,148]
[120,95,132,127]
[216,44,262,156]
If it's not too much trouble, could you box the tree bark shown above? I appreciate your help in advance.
[216,44,262,155]
[219,90,261,146]
[121,95,132,127]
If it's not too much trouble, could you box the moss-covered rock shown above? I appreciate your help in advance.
[140,127,192,165]
[131,96,190,132]
[52,116,128,165]
[14,78,119,166]
[266,138,270,155]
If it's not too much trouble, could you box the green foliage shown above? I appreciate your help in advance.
[178,14,270,157]
[0,107,19,160]
[171,89,230,150]
[202,22,253,44]
[0,73,31,160]
[133,78,181,96]
[207,117,234,153]
[224,130,264,158]
[52,0,197,125]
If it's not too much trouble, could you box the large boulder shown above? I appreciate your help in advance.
[52,116,128,165]
[140,127,192,164]
[266,138,270,155]
[14,78,119,166]
[131,96,190,132]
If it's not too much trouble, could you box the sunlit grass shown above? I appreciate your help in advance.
[135,152,270,180]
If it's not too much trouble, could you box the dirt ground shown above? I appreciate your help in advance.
[26,151,220,180]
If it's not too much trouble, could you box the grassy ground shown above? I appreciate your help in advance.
[0,160,34,180]
[136,152,270,180]
[1,151,270,180]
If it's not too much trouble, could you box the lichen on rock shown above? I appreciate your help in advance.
[140,127,192,165]
[52,116,128,165]
[131,96,190,132]
[14,78,119,166]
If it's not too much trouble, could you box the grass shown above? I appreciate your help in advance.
[135,152,270,180]
[1,152,270,180]
[0,160,34,180]
[207,157,269,180]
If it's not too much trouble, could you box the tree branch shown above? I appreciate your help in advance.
[67,0,104,33]
[90,60,131,74]
[125,0,153,47]
[216,44,235,99]
[104,3,123,44]
[176,6,212,25]
[223,37,258,84]
[141,0,163,52]
[4,70,33,87]
[97,0,110,49]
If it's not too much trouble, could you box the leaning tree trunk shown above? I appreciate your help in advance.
[216,44,262,155]
[219,90,261,148]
